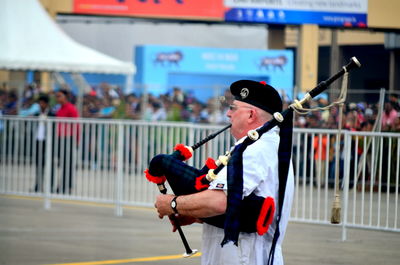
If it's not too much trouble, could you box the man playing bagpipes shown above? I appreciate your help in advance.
[147,57,361,265]
[149,80,295,265]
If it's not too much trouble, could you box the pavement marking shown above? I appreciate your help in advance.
[0,194,154,212]
[46,252,202,265]
[0,194,43,201]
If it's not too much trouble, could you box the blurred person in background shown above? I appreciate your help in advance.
[345,103,359,131]
[318,98,330,123]
[354,103,366,128]
[303,113,320,183]
[187,101,205,123]
[55,89,79,194]
[390,113,400,132]
[382,102,398,131]
[294,115,306,128]
[166,99,184,122]
[143,100,154,121]
[0,90,6,132]
[389,93,400,111]
[313,127,328,187]
[325,115,337,129]
[125,93,141,119]
[305,113,320,128]
[171,86,185,104]
[97,82,119,100]
[23,83,40,100]
[33,94,55,192]
[364,105,375,121]
[201,98,226,124]
[151,101,167,121]
[82,92,100,118]
[97,97,116,119]
[19,96,40,117]
[3,91,18,115]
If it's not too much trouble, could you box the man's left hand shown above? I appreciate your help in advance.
[154,194,174,218]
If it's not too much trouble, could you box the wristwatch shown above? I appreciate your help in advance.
[170,196,179,214]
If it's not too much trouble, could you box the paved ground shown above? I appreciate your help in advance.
[0,195,399,265]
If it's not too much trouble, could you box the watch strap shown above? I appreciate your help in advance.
[171,196,179,214]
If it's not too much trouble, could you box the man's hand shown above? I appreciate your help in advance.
[154,194,174,218]
[168,215,199,232]
[155,189,227,220]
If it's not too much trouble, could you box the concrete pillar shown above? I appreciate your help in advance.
[9,71,26,112]
[0,70,9,88]
[268,25,285,49]
[389,50,400,91]
[296,24,319,95]
[40,72,52,92]
[330,29,341,98]
[9,71,26,88]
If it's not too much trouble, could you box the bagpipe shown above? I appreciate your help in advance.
[145,57,361,258]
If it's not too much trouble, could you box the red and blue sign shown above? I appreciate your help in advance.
[73,0,224,20]
[73,0,368,28]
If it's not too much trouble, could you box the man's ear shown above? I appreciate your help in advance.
[248,109,257,123]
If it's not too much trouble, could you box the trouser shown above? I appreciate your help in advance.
[57,136,75,194]
[34,140,55,192]
[34,140,45,192]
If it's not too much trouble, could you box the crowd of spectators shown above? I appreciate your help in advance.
[80,83,232,124]
[1,82,400,133]
[1,82,399,192]
[292,93,400,133]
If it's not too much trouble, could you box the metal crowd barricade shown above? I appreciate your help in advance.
[0,116,233,213]
[290,128,400,239]
[0,116,399,239]
[291,128,340,224]
[341,131,400,238]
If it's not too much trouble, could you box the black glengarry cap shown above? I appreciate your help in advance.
[230,80,283,115]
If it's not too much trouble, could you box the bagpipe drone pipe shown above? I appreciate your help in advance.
[145,57,361,256]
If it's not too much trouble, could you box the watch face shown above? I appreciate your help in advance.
[171,200,177,208]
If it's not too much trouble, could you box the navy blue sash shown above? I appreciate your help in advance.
[221,110,294,265]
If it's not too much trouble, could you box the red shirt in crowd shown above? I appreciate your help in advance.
[56,102,79,138]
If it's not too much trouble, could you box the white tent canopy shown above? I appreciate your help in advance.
[0,0,135,75]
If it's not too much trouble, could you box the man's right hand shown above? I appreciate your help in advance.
[168,215,199,232]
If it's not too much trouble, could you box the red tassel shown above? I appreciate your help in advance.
[205,157,217,169]
[144,169,166,184]
[174,144,192,161]
[256,196,275,236]
[195,174,209,191]
[259,81,267,85]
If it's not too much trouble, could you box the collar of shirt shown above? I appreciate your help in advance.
[234,125,279,146]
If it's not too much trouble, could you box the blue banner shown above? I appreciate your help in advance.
[224,0,368,27]
[225,8,367,27]
[134,45,294,101]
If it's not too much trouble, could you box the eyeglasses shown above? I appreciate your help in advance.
[229,104,253,111]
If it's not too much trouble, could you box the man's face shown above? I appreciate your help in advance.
[38,100,48,111]
[226,100,254,140]
[55,92,67,104]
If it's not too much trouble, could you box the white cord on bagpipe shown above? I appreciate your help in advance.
[290,68,349,115]
[288,67,350,224]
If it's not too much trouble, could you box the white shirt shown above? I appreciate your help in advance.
[201,127,294,265]
[37,109,50,141]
